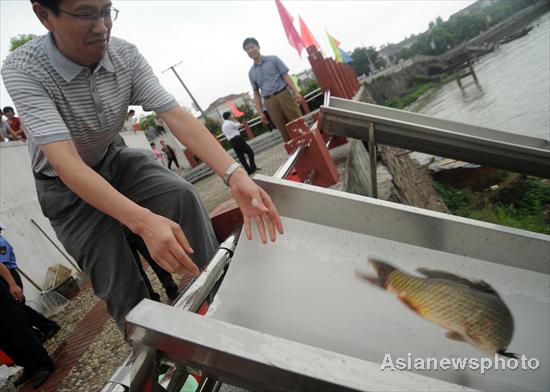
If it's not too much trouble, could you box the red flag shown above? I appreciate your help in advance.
[226,101,244,118]
[299,16,320,50]
[275,0,305,57]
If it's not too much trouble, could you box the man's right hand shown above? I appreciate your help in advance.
[133,211,199,275]
[259,112,269,125]
[10,284,24,302]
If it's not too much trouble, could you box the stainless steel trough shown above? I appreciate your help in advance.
[124,175,550,392]
[319,93,550,179]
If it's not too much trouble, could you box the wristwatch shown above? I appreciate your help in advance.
[223,162,243,186]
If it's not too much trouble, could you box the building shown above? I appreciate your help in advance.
[201,92,255,124]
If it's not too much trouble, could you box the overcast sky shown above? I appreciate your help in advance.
[0,0,475,116]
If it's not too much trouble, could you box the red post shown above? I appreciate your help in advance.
[183,149,198,168]
[307,46,332,93]
[300,98,310,114]
[286,117,311,140]
[283,128,340,187]
[242,121,254,140]
[326,59,346,98]
[209,198,243,243]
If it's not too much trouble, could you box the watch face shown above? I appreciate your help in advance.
[0,246,6,255]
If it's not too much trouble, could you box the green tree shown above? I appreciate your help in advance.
[203,116,221,134]
[301,79,320,96]
[350,47,386,76]
[395,0,536,61]
[10,34,37,52]
[138,114,157,130]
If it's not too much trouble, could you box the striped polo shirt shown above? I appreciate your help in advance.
[1,33,177,176]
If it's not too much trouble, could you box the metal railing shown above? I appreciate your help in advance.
[273,144,307,179]
[101,232,239,392]
[320,94,550,179]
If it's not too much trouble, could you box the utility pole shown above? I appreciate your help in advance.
[162,61,206,118]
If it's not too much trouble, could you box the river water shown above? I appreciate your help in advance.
[411,12,550,141]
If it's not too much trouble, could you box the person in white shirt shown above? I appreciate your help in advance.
[221,112,259,175]
[122,109,136,133]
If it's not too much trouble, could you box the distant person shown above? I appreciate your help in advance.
[160,140,180,170]
[0,225,60,342]
[123,109,136,133]
[243,37,303,142]
[222,112,259,175]
[2,106,26,141]
[0,263,54,389]
[150,142,166,165]
[0,108,10,142]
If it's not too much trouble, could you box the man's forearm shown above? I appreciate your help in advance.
[0,264,18,288]
[254,91,263,114]
[283,74,300,96]
[41,141,151,234]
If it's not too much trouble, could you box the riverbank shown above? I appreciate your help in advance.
[375,71,550,234]
[356,10,550,235]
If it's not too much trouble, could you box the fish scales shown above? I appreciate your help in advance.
[357,259,516,357]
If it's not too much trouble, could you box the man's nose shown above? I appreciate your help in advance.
[90,17,109,35]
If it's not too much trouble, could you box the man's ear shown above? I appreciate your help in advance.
[32,3,55,32]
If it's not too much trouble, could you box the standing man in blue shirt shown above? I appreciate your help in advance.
[244,37,303,142]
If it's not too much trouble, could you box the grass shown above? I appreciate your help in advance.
[384,82,435,109]
[383,72,459,110]
[433,177,550,235]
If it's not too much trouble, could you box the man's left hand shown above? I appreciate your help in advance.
[228,169,284,243]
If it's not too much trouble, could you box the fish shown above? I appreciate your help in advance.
[356,259,517,358]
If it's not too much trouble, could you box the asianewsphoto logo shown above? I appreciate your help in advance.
[380,353,540,374]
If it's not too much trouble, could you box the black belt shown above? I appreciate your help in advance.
[264,87,288,100]
[33,171,57,181]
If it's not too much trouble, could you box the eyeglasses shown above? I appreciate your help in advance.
[58,7,119,24]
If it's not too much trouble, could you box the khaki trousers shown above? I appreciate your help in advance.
[265,89,302,142]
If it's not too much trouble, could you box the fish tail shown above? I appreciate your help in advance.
[354,270,383,287]
[497,349,519,359]
[356,258,397,288]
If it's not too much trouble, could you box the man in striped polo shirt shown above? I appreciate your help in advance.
[1,0,284,332]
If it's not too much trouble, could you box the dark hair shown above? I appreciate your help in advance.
[2,106,14,114]
[223,111,232,120]
[242,37,259,50]
[30,0,62,15]
[128,110,135,115]
[150,142,155,147]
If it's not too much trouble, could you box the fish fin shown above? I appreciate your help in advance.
[354,270,384,288]
[497,349,519,359]
[397,294,420,314]
[445,331,465,342]
[416,268,498,295]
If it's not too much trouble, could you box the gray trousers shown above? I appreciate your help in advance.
[35,136,218,332]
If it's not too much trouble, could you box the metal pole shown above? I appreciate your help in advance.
[30,218,83,273]
[162,61,206,118]
[368,122,378,199]
[273,144,307,179]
